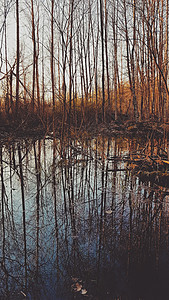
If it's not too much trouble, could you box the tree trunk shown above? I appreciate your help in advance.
[16,0,19,115]
[31,0,36,112]
[51,0,55,133]
[100,0,105,122]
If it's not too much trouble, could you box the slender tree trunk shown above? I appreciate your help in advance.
[164,0,168,122]
[51,0,55,134]
[147,21,150,119]
[42,17,45,116]
[131,0,138,121]
[31,0,36,111]
[164,0,169,122]
[10,71,13,113]
[140,5,145,120]
[69,0,74,128]
[104,0,110,107]
[100,0,105,122]
[61,3,68,133]
[4,2,9,115]
[123,0,132,115]
[151,0,156,116]
[158,0,163,120]
[22,63,27,108]
[16,0,19,115]
[95,1,99,124]
[112,0,118,120]
[36,5,40,114]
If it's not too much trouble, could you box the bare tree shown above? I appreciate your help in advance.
[51,0,55,135]
[100,0,105,122]
[31,0,36,111]
[104,0,110,107]
[16,0,19,115]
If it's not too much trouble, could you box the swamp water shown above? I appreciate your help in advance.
[0,136,169,300]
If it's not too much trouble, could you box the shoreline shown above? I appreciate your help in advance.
[0,118,167,142]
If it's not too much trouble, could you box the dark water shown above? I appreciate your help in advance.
[0,136,169,300]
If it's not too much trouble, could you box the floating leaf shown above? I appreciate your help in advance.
[106,210,112,214]
[75,282,82,292]
[81,289,87,295]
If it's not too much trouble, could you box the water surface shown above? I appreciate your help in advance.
[0,136,169,299]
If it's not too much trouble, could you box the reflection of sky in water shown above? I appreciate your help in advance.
[0,137,169,299]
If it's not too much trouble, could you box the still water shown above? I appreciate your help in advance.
[0,136,169,300]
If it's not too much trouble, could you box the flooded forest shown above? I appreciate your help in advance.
[0,0,169,299]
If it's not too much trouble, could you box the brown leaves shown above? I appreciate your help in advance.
[75,282,82,292]
[71,277,87,296]
[81,289,87,295]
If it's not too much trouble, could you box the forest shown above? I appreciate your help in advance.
[1,1,169,299]
[0,0,169,137]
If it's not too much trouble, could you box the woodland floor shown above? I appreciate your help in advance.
[0,118,168,141]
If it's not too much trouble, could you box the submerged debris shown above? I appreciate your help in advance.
[71,277,88,296]
[130,150,169,187]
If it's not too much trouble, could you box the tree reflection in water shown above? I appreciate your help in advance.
[0,137,169,299]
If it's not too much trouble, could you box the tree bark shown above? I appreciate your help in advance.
[16,0,19,115]
[100,0,105,122]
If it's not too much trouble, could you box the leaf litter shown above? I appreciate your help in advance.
[71,277,87,295]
